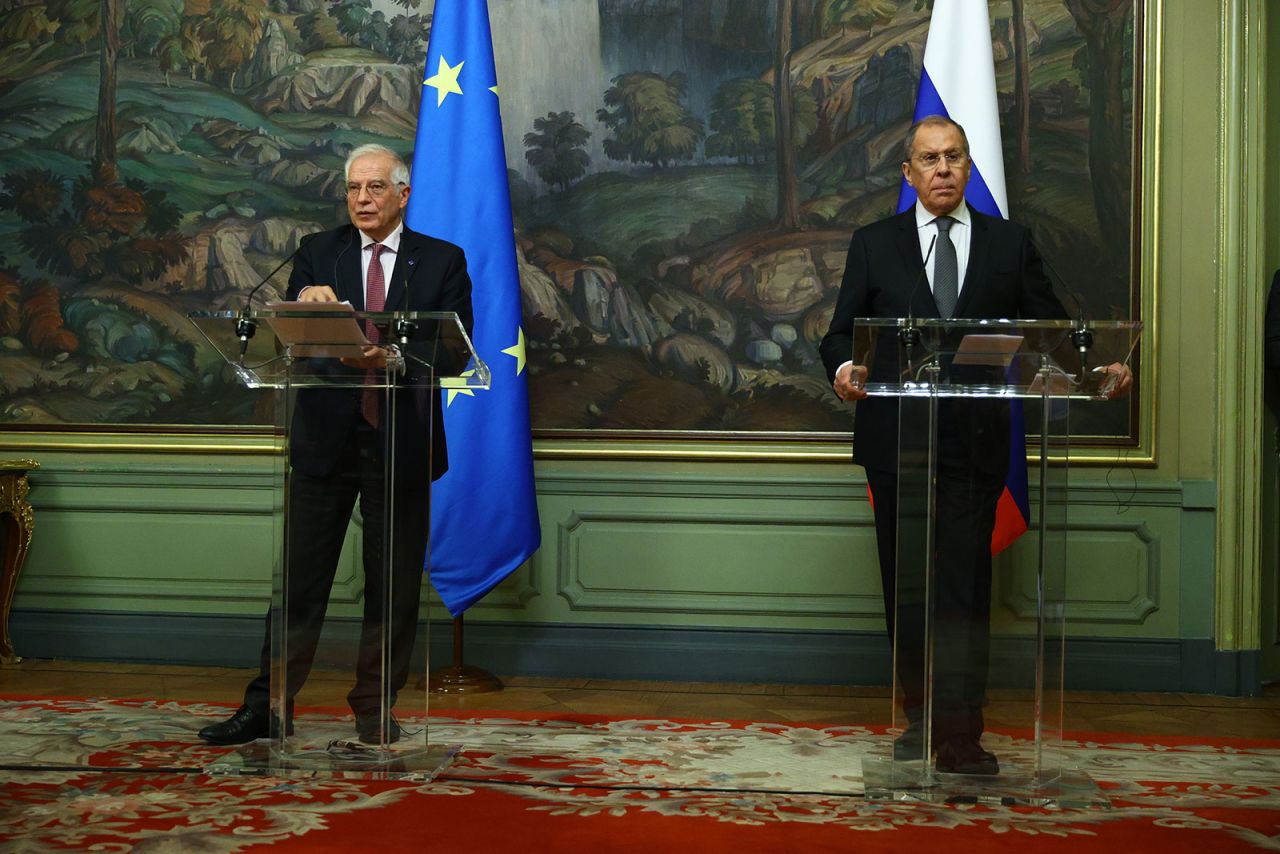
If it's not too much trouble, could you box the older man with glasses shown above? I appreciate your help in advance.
[821,115,1130,776]
[199,143,473,747]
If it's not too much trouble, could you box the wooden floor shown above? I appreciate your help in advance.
[3,658,1279,740]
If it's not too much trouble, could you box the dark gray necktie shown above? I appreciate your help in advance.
[933,216,958,318]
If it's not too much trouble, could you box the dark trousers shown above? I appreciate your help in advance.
[245,422,430,718]
[866,462,1002,744]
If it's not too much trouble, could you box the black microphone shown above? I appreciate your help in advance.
[1034,240,1092,370]
[331,227,355,293]
[899,234,937,355]
[393,251,418,347]
[236,232,318,361]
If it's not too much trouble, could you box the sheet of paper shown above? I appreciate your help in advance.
[952,333,1024,367]
[1026,371,1076,395]
[263,301,371,358]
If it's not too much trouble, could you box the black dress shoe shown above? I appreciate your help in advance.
[355,712,401,745]
[892,723,928,761]
[198,706,292,745]
[935,737,999,775]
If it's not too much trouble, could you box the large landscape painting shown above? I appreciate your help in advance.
[0,0,1137,438]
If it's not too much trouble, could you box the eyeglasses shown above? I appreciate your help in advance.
[911,151,968,169]
[345,181,402,198]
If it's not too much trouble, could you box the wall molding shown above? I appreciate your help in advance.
[1215,0,1269,652]
[556,508,882,617]
[7,611,1257,696]
[999,521,1160,624]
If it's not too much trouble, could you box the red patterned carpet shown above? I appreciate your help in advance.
[1,697,1278,852]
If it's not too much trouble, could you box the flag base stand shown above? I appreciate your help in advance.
[428,664,503,694]
[422,614,504,695]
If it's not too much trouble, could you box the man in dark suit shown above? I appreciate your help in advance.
[199,143,473,746]
[820,116,1129,775]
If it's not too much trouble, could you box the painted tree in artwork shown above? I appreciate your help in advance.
[1066,0,1133,260]
[775,0,799,229]
[163,15,209,81]
[707,78,818,165]
[196,0,265,86]
[707,79,775,164]
[295,8,346,53]
[93,0,124,186]
[597,72,704,168]
[823,0,895,37]
[331,0,372,37]
[1011,0,1032,173]
[46,0,100,52]
[122,0,181,58]
[0,4,57,43]
[523,112,591,191]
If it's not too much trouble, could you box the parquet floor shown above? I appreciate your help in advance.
[3,658,1278,739]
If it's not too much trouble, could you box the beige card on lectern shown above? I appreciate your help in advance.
[952,334,1024,367]
[264,301,371,358]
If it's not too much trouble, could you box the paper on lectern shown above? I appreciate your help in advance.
[263,301,371,358]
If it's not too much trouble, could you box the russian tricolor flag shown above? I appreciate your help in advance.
[897,0,1029,555]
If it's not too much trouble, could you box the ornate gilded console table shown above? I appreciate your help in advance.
[0,459,38,665]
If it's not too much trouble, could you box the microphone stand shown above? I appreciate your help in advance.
[899,235,938,376]
[1036,244,1094,376]
[236,235,317,364]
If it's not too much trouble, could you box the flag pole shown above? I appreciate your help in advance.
[426,613,502,694]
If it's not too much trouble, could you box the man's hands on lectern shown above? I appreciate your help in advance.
[297,284,390,369]
[833,363,869,401]
[298,285,338,302]
[832,361,1132,400]
[341,345,391,370]
[1098,362,1133,399]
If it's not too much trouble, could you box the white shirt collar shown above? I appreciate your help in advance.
[914,199,970,229]
[360,221,403,252]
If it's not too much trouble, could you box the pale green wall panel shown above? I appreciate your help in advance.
[556,510,881,619]
[999,520,1160,628]
[13,461,1200,640]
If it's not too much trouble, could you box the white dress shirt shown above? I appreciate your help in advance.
[915,199,971,302]
[359,221,403,305]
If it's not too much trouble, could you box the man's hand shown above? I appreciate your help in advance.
[341,345,390,370]
[834,363,869,401]
[298,285,338,302]
[1098,362,1133,399]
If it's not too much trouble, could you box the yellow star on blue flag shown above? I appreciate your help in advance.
[424,55,464,107]
[501,327,527,375]
[441,369,477,406]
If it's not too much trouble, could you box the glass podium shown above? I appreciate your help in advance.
[852,318,1141,806]
[187,306,487,778]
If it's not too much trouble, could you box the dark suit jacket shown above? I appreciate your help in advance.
[284,224,474,483]
[819,204,1067,476]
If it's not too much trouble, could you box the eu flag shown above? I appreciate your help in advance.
[407,0,540,614]
[896,0,1030,554]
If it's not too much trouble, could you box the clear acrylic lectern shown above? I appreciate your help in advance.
[188,307,487,779]
[853,318,1141,806]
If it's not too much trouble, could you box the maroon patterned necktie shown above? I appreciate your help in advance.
[361,243,385,427]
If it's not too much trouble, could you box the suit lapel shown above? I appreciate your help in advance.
[896,209,939,318]
[954,203,990,317]
[338,227,363,310]
[385,228,421,311]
